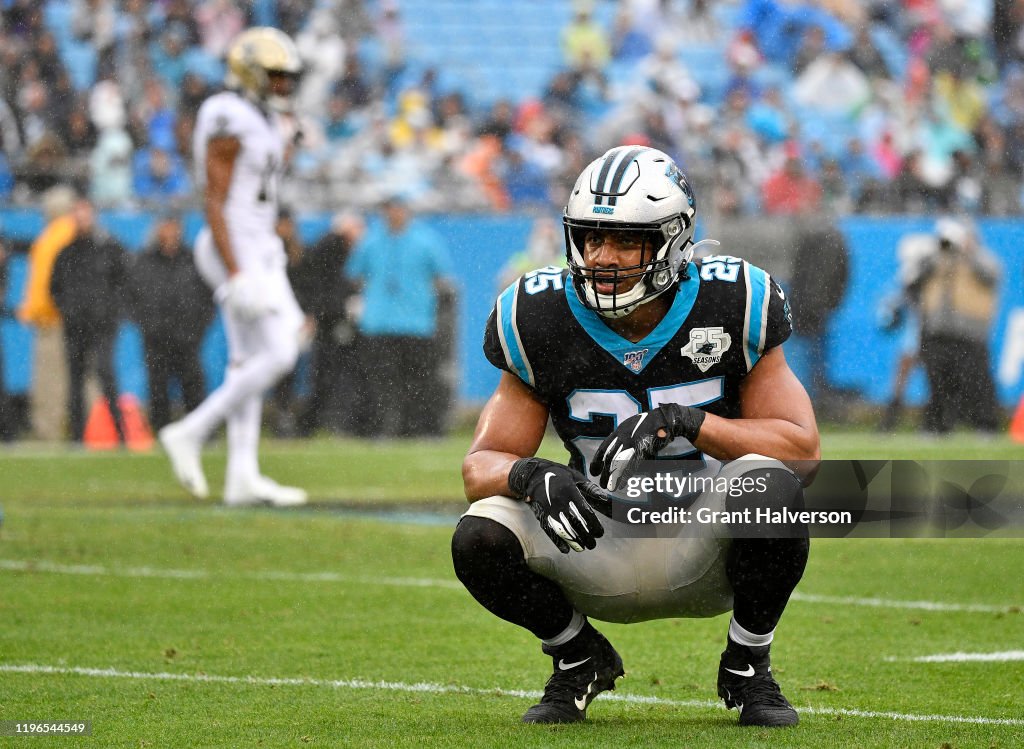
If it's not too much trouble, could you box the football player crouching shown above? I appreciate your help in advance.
[453,146,818,727]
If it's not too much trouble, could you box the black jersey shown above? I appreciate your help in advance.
[483,257,793,477]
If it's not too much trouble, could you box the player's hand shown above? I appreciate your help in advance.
[215,274,273,321]
[590,404,706,491]
[508,457,611,553]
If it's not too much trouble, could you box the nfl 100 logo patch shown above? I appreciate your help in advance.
[623,348,649,372]
[681,327,732,372]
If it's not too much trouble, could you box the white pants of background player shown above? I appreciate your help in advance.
[179,227,303,494]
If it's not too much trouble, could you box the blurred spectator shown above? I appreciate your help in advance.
[324,93,361,142]
[296,8,346,119]
[892,149,945,212]
[161,0,202,47]
[335,51,372,110]
[21,132,70,197]
[0,96,20,157]
[848,24,890,78]
[675,0,721,46]
[819,157,854,213]
[149,23,192,92]
[793,25,828,77]
[761,143,822,215]
[561,3,611,71]
[611,7,652,63]
[17,185,77,440]
[345,196,453,437]
[298,210,365,435]
[638,35,700,104]
[179,73,211,118]
[934,68,987,132]
[90,127,134,207]
[793,51,871,117]
[72,0,117,76]
[89,78,127,132]
[746,87,790,144]
[376,1,407,91]
[64,109,99,158]
[127,212,213,430]
[457,134,510,211]
[906,218,1002,433]
[133,146,189,203]
[49,198,128,443]
[196,0,245,58]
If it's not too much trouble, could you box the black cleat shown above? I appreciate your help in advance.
[717,644,799,727]
[522,626,624,724]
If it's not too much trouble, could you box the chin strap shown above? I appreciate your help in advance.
[679,239,719,280]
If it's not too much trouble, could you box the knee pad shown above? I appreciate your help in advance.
[451,516,525,578]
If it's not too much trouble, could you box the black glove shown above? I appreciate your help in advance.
[590,404,706,490]
[508,457,611,553]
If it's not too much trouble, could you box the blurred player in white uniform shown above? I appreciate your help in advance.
[159,27,307,507]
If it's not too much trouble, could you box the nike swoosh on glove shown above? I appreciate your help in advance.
[215,274,273,321]
[589,404,706,491]
[508,457,612,553]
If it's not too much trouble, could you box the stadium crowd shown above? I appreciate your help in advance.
[0,0,1022,216]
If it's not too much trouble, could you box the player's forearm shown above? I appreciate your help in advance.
[205,197,238,276]
[693,413,820,480]
[462,450,521,502]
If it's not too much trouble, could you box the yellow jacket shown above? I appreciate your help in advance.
[17,214,77,328]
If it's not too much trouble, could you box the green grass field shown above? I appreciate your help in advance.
[1,432,1022,748]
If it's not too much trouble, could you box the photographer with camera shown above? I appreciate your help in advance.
[906,218,1002,434]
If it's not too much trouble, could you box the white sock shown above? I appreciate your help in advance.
[542,611,586,649]
[729,616,774,649]
[226,393,262,488]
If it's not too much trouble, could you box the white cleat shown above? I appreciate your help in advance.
[158,422,209,499]
[224,475,308,508]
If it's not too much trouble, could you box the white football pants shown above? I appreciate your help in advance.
[182,229,303,487]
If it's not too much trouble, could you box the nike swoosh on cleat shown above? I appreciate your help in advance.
[558,657,591,671]
[574,674,597,711]
[724,664,755,677]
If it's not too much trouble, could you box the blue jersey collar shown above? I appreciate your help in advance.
[564,265,700,373]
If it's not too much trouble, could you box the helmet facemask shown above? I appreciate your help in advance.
[562,146,698,319]
[565,214,693,318]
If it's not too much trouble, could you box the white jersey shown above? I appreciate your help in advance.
[194,90,285,242]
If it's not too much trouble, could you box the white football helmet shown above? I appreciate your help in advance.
[564,146,697,318]
[225,27,302,112]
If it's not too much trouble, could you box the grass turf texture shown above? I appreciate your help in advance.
[1,432,1022,748]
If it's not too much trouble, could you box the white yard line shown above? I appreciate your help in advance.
[0,559,464,590]
[789,592,1019,614]
[886,651,1024,663]
[1,663,1021,727]
[6,558,1021,613]
[4,559,1020,611]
